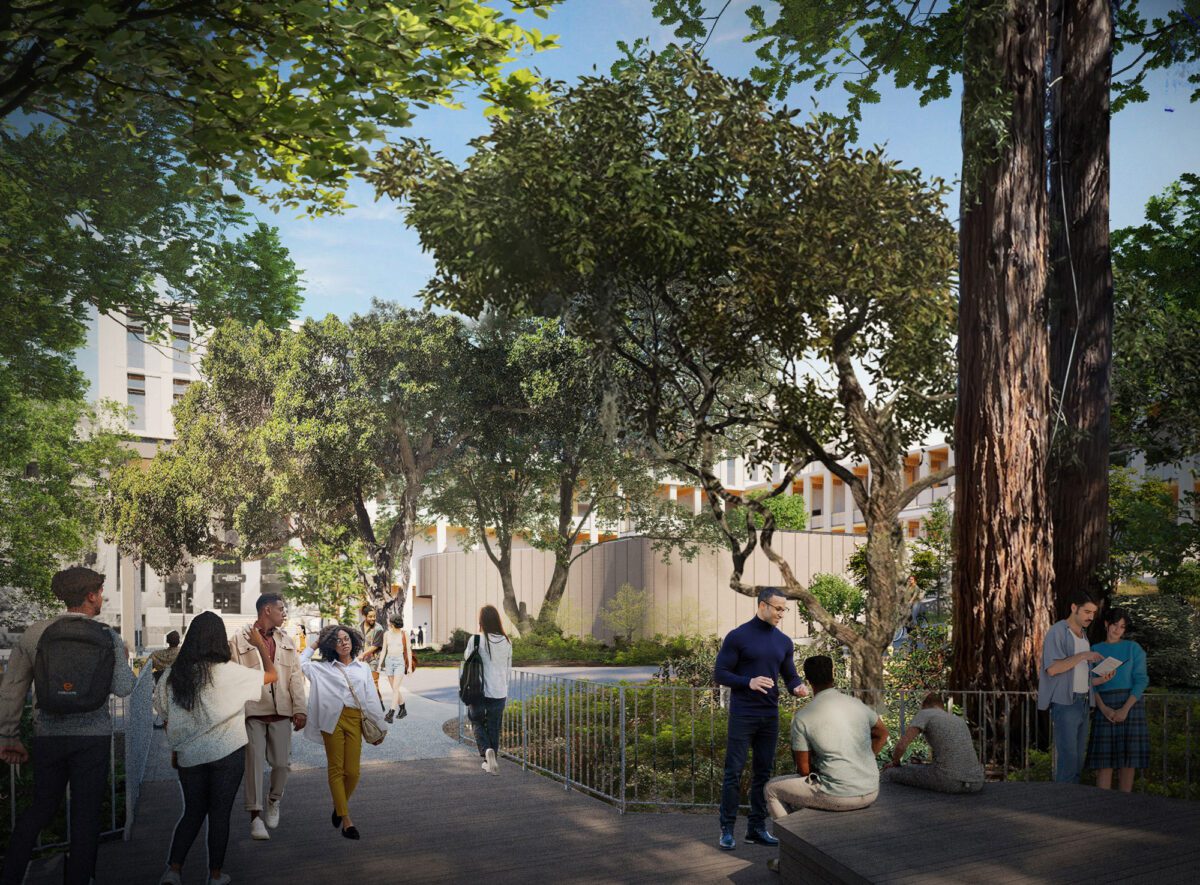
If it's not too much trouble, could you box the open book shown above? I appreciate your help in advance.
[1092,656,1124,678]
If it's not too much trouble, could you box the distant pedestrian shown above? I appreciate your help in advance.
[465,605,512,775]
[883,693,984,793]
[713,587,808,852]
[378,614,413,723]
[418,624,426,646]
[1037,591,1114,783]
[1087,607,1149,792]
[358,606,385,691]
[150,632,182,682]
[0,567,135,885]
[300,625,386,840]
[762,655,887,873]
[229,593,308,842]
[153,611,277,885]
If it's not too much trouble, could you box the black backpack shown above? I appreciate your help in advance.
[459,634,486,706]
[33,618,116,715]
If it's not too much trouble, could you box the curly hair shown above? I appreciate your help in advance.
[315,624,363,662]
[167,611,231,712]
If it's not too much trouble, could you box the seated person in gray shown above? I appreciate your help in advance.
[883,693,985,794]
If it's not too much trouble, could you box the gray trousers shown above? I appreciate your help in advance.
[243,717,292,811]
[883,764,983,794]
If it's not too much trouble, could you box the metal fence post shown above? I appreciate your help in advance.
[564,680,572,792]
[619,684,627,814]
[521,672,528,771]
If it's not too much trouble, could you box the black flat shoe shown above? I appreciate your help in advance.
[332,810,342,829]
[341,826,360,840]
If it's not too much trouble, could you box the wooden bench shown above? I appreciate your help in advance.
[775,780,1200,884]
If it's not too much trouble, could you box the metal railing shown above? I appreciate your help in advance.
[457,671,1200,812]
[4,667,154,858]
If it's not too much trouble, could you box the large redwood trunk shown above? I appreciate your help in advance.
[1048,0,1113,621]
[952,0,1055,694]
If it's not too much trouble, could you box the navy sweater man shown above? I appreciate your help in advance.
[713,587,807,850]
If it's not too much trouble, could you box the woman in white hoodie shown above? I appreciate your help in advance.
[465,604,512,775]
[299,624,386,840]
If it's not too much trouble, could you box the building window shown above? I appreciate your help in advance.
[126,321,145,369]
[904,462,919,487]
[260,552,289,598]
[127,374,146,430]
[173,378,191,402]
[212,556,243,614]
[726,458,736,486]
[907,520,921,539]
[172,332,191,374]
[164,572,195,614]
[929,449,949,486]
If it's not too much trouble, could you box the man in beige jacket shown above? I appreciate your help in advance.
[229,593,308,841]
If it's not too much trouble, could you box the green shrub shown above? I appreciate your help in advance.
[1116,593,1200,688]
[1159,562,1200,601]
[439,628,471,654]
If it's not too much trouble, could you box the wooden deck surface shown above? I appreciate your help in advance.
[775,781,1200,884]
[39,756,781,885]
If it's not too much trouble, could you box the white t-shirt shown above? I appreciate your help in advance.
[154,661,264,767]
[1071,631,1090,694]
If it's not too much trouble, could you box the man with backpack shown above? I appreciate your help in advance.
[0,567,135,885]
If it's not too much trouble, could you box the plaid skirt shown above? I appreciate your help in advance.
[1085,689,1150,770]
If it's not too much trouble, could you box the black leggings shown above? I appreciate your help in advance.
[168,747,244,870]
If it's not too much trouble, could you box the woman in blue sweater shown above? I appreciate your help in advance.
[1086,607,1149,792]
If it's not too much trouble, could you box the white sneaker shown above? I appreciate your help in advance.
[208,876,232,885]
[264,799,281,828]
[481,759,491,773]
[250,816,270,840]
[158,870,183,885]
[485,748,499,775]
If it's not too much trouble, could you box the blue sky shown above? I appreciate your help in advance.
[260,0,1200,321]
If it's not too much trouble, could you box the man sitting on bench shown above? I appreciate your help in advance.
[883,692,985,794]
[763,655,888,873]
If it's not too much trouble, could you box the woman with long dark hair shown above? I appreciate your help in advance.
[1087,607,1150,792]
[153,611,277,885]
[465,604,512,775]
[299,624,386,840]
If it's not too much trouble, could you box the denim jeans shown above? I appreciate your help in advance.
[0,735,110,885]
[1051,694,1091,783]
[719,712,779,831]
[469,697,507,756]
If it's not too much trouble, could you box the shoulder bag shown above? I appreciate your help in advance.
[339,665,386,744]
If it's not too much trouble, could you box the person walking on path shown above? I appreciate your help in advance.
[713,587,808,851]
[358,606,385,692]
[762,655,888,873]
[882,693,984,793]
[378,613,414,723]
[465,605,512,776]
[150,631,182,681]
[1087,607,1150,792]
[229,593,308,842]
[0,567,135,885]
[153,611,277,885]
[1037,591,1114,783]
[299,625,386,840]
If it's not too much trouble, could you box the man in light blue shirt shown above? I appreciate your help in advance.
[1037,590,1113,783]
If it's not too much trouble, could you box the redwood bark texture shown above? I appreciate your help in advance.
[952,0,1055,694]
[1048,0,1113,619]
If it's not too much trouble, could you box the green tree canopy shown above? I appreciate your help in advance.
[1112,175,1200,466]
[2,0,561,211]
[376,53,957,689]
[104,307,489,613]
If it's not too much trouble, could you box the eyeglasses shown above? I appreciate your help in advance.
[335,636,352,645]
[764,603,789,615]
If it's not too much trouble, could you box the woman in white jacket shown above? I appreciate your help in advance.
[465,605,512,775]
[299,625,386,840]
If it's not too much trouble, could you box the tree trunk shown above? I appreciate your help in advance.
[535,557,571,634]
[952,0,1055,694]
[1048,0,1113,622]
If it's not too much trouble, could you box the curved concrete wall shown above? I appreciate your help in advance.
[416,531,865,645]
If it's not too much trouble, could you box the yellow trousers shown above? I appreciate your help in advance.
[321,707,362,817]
